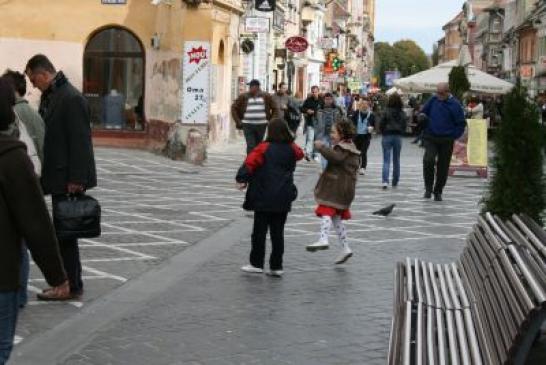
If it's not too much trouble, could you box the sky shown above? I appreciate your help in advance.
[375,0,465,54]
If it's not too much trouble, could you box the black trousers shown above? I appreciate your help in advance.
[243,124,268,154]
[250,212,288,271]
[52,195,84,294]
[423,136,455,194]
[353,134,372,169]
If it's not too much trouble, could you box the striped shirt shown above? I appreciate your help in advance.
[242,97,268,125]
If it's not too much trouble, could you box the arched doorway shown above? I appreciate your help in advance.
[83,27,145,131]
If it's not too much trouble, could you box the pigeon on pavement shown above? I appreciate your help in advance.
[373,204,396,216]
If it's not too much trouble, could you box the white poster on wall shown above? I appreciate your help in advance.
[182,41,211,124]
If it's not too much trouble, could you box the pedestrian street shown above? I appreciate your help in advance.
[16,138,545,365]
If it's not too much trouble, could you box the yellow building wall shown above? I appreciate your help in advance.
[0,0,240,146]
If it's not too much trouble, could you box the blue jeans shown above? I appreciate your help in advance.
[19,244,29,308]
[304,125,316,158]
[382,135,402,185]
[0,291,18,365]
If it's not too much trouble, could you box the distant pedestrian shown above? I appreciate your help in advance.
[285,91,303,135]
[236,118,304,277]
[466,96,484,119]
[351,99,376,175]
[301,86,323,161]
[306,120,360,264]
[420,82,466,201]
[231,79,279,154]
[316,93,345,169]
[0,77,68,364]
[272,82,290,117]
[379,93,407,189]
[2,69,46,309]
[25,54,97,300]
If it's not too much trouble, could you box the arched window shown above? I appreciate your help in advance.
[84,27,145,131]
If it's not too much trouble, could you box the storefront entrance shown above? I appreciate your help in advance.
[84,27,145,131]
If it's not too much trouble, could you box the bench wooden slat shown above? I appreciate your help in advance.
[502,220,546,281]
[445,264,463,310]
[477,283,508,364]
[406,257,414,302]
[436,307,447,365]
[483,278,512,357]
[514,214,546,262]
[487,262,520,341]
[437,264,454,310]
[388,262,405,365]
[428,262,444,310]
[426,306,437,365]
[507,245,546,304]
[415,259,424,304]
[416,302,425,365]
[485,213,512,245]
[403,301,412,365]
[445,309,461,365]
[462,307,484,365]
[473,299,500,365]
[491,259,526,325]
[498,250,536,313]
[451,264,470,308]
[477,216,505,251]
[459,253,480,305]
[422,261,435,308]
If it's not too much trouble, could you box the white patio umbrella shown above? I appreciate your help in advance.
[394,60,514,95]
[385,87,403,96]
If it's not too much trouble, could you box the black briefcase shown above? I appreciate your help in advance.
[53,194,101,240]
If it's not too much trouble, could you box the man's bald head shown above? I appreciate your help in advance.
[436,83,450,100]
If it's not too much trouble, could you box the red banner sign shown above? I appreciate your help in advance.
[285,37,308,53]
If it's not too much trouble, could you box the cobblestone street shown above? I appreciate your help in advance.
[12,137,544,364]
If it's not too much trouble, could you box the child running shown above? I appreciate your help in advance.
[306,119,360,264]
[236,118,304,277]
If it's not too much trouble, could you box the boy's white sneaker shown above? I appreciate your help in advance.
[267,270,284,277]
[359,168,365,175]
[335,248,353,264]
[241,265,263,274]
[306,241,330,252]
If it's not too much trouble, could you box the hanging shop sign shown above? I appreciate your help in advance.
[245,17,270,33]
[182,41,211,124]
[285,36,308,53]
[255,0,275,12]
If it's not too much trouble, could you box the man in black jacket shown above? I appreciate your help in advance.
[25,54,97,300]
[301,86,323,161]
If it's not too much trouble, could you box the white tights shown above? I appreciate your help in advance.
[319,215,349,249]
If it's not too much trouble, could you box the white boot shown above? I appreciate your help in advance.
[335,247,353,264]
[306,241,329,252]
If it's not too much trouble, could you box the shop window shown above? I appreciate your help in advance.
[84,27,145,131]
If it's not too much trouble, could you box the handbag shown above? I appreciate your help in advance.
[53,193,101,240]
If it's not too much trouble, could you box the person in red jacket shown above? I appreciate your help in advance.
[236,118,304,277]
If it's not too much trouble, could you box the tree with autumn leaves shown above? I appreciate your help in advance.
[374,40,430,88]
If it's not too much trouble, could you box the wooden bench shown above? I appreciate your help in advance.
[388,213,546,365]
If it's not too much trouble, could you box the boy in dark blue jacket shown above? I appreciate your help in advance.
[420,83,466,201]
[236,119,304,277]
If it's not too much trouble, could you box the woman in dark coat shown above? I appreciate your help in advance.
[236,118,304,277]
[379,93,408,189]
[0,77,68,364]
